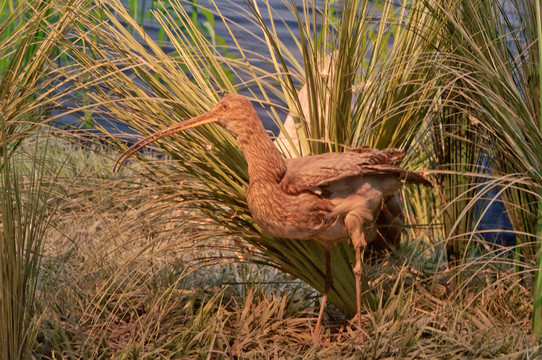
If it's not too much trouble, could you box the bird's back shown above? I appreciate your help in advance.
[280,146,428,195]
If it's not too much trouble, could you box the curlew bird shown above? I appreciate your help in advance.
[115,94,431,340]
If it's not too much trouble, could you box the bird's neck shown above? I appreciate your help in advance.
[235,117,286,183]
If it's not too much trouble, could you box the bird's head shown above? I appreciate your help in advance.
[114,94,255,171]
[211,94,256,134]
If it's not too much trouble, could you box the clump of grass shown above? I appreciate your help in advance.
[418,0,541,332]
[0,139,52,359]
[0,0,96,357]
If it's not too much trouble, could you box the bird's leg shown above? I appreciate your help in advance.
[345,213,367,337]
[315,246,332,341]
[354,238,365,332]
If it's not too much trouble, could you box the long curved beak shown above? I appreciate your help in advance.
[114,112,218,171]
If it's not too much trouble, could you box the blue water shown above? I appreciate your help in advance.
[57,0,313,137]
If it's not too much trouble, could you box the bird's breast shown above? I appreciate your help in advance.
[246,179,337,240]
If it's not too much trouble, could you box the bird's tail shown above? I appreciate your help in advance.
[402,170,432,187]
[351,146,405,164]
[362,165,432,187]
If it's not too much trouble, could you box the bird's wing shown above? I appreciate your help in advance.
[280,146,410,194]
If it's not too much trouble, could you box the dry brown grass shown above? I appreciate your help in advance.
[26,138,539,359]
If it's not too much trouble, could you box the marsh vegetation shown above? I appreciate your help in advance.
[1,0,541,358]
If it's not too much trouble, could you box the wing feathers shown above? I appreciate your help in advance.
[280,147,430,195]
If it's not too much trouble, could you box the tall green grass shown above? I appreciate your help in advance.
[0,135,60,359]
[0,0,91,357]
[419,0,542,332]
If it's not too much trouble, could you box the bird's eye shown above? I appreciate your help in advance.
[222,103,229,110]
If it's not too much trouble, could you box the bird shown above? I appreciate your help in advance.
[115,93,431,341]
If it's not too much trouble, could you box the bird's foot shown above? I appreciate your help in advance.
[349,314,367,342]
[350,313,368,327]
